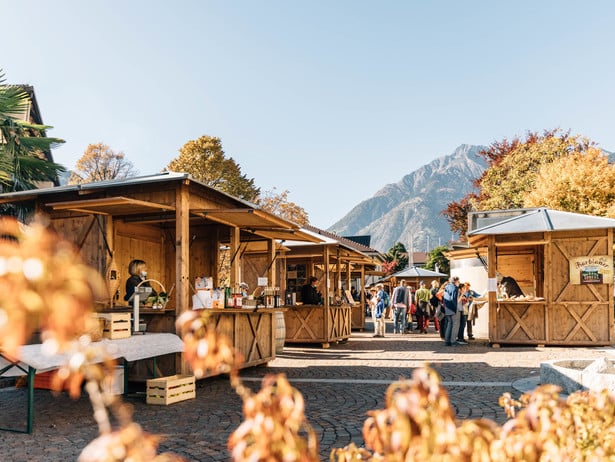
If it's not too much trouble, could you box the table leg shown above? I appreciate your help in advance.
[0,354,35,433]
[123,359,128,396]
[26,366,34,434]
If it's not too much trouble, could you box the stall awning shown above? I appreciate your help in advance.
[191,208,321,243]
[46,198,321,244]
[47,196,175,216]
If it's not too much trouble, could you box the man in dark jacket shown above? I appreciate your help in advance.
[442,276,460,346]
[301,276,323,305]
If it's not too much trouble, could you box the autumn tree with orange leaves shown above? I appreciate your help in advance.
[258,188,309,226]
[69,143,138,184]
[442,129,609,238]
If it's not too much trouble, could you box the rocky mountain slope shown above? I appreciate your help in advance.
[328,144,488,252]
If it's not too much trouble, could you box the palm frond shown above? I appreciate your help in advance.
[0,70,30,119]
[16,135,65,152]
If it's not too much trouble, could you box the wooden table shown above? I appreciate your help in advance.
[0,333,183,433]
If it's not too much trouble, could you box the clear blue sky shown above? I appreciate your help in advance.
[3,1,615,229]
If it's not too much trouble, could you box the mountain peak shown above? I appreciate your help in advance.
[327,145,487,252]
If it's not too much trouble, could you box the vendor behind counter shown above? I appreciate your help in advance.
[301,276,323,305]
[124,259,157,303]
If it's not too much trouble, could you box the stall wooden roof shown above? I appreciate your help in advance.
[283,226,378,266]
[0,172,322,244]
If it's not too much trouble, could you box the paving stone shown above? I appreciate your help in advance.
[0,327,612,461]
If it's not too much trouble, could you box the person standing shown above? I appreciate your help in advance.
[429,280,441,333]
[457,284,470,344]
[443,276,461,346]
[462,282,481,340]
[391,279,409,334]
[414,281,431,333]
[373,283,386,337]
[436,281,447,340]
[367,287,379,336]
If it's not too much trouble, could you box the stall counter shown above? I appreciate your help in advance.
[284,304,351,348]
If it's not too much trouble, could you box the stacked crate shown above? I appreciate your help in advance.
[97,312,131,339]
[146,374,195,405]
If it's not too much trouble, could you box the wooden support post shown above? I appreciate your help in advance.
[267,238,276,287]
[324,246,331,344]
[544,232,551,343]
[346,261,351,300]
[229,226,240,287]
[609,228,615,345]
[176,183,190,375]
[176,183,190,315]
[488,235,497,342]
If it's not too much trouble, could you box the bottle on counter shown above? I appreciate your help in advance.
[233,284,242,308]
[273,287,280,308]
[225,286,233,308]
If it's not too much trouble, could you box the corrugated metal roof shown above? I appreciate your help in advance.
[468,208,615,236]
[387,266,448,278]
[302,224,381,253]
[283,227,348,247]
[0,172,189,201]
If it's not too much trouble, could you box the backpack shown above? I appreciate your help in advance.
[429,287,440,307]
[382,290,391,308]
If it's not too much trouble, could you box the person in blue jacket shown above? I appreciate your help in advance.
[442,276,462,346]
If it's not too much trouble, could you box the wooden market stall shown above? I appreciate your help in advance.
[0,172,320,377]
[271,227,378,347]
[467,208,615,346]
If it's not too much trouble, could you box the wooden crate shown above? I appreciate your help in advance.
[146,374,195,405]
[98,312,131,339]
[33,370,69,391]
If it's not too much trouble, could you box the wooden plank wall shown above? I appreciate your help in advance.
[115,221,165,303]
[549,229,613,345]
[51,215,108,276]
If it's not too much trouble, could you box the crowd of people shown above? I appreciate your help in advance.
[365,277,482,343]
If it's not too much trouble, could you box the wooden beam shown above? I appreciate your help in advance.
[230,226,241,287]
[267,239,276,287]
[488,235,496,342]
[176,184,190,314]
[176,183,190,375]
[495,240,548,247]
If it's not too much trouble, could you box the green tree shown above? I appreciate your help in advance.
[384,242,409,274]
[0,69,65,195]
[69,143,138,184]
[424,245,450,275]
[443,129,596,237]
[166,135,260,202]
[257,188,309,226]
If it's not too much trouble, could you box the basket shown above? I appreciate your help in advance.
[137,279,168,310]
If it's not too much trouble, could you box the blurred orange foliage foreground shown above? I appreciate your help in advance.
[1,216,615,462]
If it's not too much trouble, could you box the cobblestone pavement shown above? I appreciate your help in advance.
[1,322,613,461]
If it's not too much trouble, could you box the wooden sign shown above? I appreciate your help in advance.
[569,255,613,285]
